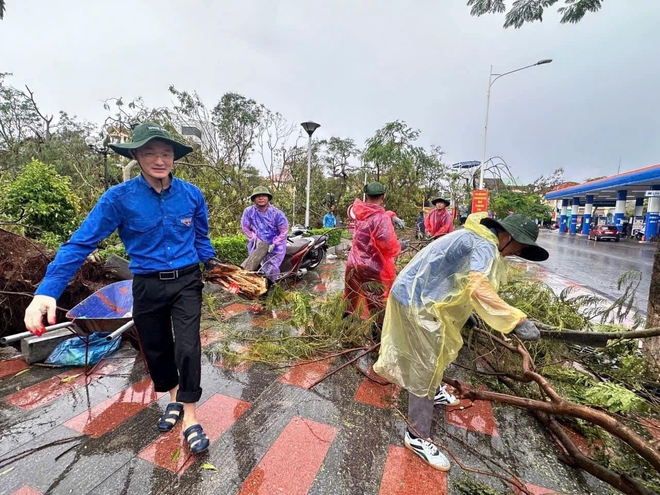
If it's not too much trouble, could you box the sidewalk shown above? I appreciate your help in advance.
[0,257,651,494]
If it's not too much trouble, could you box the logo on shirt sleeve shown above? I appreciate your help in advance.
[180,217,192,227]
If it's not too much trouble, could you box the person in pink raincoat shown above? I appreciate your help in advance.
[344,182,401,331]
[241,186,289,280]
[425,197,454,238]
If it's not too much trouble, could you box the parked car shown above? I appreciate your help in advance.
[588,225,620,242]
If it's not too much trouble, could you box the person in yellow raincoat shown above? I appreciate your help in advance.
[373,212,548,471]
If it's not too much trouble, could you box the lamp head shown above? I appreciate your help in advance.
[300,121,320,137]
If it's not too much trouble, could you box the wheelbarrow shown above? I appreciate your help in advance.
[1,280,139,374]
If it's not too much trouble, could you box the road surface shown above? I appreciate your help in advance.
[537,231,655,314]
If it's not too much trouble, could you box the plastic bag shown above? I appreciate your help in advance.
[45,332,120,366]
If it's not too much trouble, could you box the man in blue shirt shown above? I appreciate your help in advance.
[23,122,217,455]
[323,206,337,229]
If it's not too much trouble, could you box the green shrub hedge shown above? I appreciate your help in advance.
[308,228,342,247]
[211,235,249,265]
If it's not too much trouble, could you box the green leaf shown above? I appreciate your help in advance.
[584,382,648,414]
[171,448,181,461]
[201,462,218,471]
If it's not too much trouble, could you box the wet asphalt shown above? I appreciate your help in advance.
[537,231,655,314]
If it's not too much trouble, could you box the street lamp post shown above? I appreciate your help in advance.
[85,135,111,190]
[478,59,552,190]
[301,121,320,228]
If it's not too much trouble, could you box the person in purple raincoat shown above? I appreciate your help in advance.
[241,186,289,280]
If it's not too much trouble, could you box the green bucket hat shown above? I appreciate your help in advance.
[481,214,549,262]
[431,197,450,206]
[363,181,387,196]
[250,186,273,201]
[109,122,193,161]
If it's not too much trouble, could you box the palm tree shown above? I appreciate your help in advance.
[0,1,5,20]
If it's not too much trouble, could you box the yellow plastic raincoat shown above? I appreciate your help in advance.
[373,213,526,399]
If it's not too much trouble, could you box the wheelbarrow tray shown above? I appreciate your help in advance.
[65,280,134,334]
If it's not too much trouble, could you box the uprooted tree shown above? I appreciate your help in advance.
[0,228,113,336]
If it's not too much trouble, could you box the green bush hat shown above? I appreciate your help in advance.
[363,181,387,196]
[250,186,273,201]
[109,122,193,160]
[481,214,549,262]
[431,197,450,206]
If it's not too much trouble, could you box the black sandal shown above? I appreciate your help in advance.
[157,403,184,432]
[183,424,210,454]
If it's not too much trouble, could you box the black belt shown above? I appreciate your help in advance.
[138,263,200,280]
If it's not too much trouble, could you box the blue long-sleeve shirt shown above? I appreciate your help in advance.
[323,213,337,228]
[36,174,216,299]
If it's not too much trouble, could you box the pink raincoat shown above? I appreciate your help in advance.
[425,208,454,238]
[344,199,401,323]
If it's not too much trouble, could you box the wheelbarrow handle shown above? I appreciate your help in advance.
[0,321,74,345]
[105,320,135,341]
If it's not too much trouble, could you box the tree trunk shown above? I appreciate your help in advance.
[643,242,660,372]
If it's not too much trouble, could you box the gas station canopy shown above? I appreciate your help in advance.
[545,164,660,206]
[545,163,660,240]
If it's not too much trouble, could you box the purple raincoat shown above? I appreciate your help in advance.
[241,204,289,279]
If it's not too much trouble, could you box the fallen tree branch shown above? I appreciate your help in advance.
[538,412,657,495]
[269,346,371,370]
[535,321,660,347]
[445,377,660,473]
[448,329,660,474]
[0,437,82,470]
[475,354,657,495]
[309,343,380,389]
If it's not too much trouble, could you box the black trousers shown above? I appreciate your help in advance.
[132,265,203,403]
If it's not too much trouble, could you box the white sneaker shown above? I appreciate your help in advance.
[404,431,451,471]
[434,385,460,406]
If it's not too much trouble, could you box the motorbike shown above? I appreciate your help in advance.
[270,225,328,282]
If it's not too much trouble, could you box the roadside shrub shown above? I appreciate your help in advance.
[211,235,249,265]
[97,233,129,261]
[308,228,342,247]
[0,159,81,240]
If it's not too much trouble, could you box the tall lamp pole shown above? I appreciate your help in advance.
[301,121,320,228]
[478,59,552,190]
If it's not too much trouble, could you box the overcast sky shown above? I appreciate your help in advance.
[2,1,659,184]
